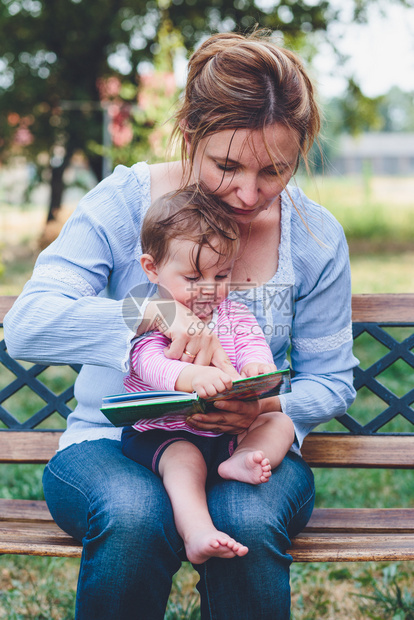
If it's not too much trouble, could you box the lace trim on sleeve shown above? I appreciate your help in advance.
[33,264,97,297]
[292,323,353,353]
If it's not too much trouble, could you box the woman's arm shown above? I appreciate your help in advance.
[279,203,358,446]
[4,166,142,370]
[4,164,239,375]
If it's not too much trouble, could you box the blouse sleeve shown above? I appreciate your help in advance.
[281,201,359,447]
[3,164,149,372]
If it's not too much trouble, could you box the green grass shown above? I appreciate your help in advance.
[290,561,414,620]
[299,175,414,249]
[352,563,414,620]
[0,251,36,296]
[350,252,414,294]
[1,177,414,618]
[0,556,78,619]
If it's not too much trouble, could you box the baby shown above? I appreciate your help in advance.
[121,188,295,564]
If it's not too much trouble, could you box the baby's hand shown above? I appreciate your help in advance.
[240,362,277,378]
[192,367,234,399]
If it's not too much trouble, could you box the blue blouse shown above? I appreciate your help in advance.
[4,162,358,451]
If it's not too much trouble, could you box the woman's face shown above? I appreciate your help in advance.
[186,123,300,225]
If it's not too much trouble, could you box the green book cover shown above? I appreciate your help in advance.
[100,369,291,427]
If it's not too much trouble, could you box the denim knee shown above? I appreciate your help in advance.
[88,470,180,554]
[207,452,315,551]
[43,439,183,555]
[208,480,291,556]
[44,440,184,620]
[195,453,314,620]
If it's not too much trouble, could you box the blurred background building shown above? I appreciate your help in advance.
[332,133,414,176]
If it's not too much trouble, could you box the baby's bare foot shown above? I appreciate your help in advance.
[218,450,272,485]
[184,528,249,564]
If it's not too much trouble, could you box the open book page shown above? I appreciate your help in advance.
[205,369,291,404]
[100,369,291,427]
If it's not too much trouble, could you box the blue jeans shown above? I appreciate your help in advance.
[43,439,315,620]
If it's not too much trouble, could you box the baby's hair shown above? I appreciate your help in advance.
[141,187,240,273]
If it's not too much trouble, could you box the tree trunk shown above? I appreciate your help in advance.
[88,153,104,185]
[46,152,73,222]
[39,154,73,250]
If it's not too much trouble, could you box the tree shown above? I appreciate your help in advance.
[0,0,149,220]
[326,79,386,135]
[377,86,414,132]
[0,0,410,220]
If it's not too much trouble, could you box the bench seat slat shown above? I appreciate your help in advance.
[0,537,82,558]
[0,523,77,537]
[1,526,413,562]
[290,533,414,562]
[0,498,53,521]
[1,498,414,561]
[301,434,414,468]
[351,293,414,322]
[307,508,414,533]
[3,432,414,468]
[4,532,414,562]
[0,432,61,464]
[3,534,414,562]
[4,501,413,533]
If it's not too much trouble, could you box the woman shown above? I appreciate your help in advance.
[4,31,358,619]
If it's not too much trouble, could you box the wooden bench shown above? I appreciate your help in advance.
[1,294,414,562]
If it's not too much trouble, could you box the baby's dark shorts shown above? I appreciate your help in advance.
[121,426,238,477]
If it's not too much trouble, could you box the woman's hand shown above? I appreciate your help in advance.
[186,398,262,435]
[138,298,239,377]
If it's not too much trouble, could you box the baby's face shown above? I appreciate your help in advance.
[156,238,233,320]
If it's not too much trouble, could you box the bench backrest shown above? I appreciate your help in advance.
[1,294,414,466]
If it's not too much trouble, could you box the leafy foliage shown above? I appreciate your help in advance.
[0,0,412,218]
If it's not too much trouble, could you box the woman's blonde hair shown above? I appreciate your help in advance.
[171,30,321,179]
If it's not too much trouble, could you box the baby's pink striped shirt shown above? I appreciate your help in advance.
[124,299,274,436]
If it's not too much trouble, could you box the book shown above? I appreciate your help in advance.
[100,369,291,427]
